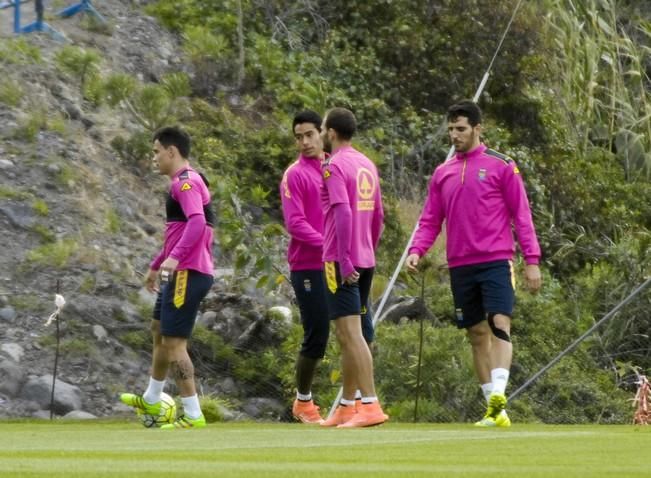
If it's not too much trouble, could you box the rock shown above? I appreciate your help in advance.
[46,163,61,175]
[32,410,52,420]
[242,397,285,420]
[0,204,36,229]
[62,101,81,121]
[63,410,97,420]
[0,306,16,322]
[19,375,83,414]
[0,360,26,397]
[92,325,108,342]
[198,311,217,328]
[1,343,24,362]
[0,159,14,170]
[267,306,293,325]
[219,377,236,395]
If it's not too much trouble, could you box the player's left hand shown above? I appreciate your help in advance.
[524,264,542,293]
[160,257,179,281]
[343,270,360,285]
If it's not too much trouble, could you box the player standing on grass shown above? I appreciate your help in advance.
[406,100,542,427]
[121,126,215,429]
[318,108,388,428]
[280,110,330,424]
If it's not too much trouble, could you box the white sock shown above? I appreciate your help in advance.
[355,390,362,399]
[181,394,202,419]
[143,377,165,404]
[340,398,356,407]
[491,368,510,395]
[296,391,312,401]
[481,383,493,403]
[361,396,378,404]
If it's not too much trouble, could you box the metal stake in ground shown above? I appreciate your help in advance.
[413,272,426,423]
[45,281,66,419]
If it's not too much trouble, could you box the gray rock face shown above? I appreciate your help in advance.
[19,375,83,414]
[0,159,14,170]
[93,325,108,342]
[0,360,26,397]
[242,397,286,420]
[0,204,36,229]
[198,310,217,328]
[63,410,97,420]
[1,343,24,362]
[0,306,16,322]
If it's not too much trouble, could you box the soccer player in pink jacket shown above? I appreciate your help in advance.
[406,101,542,427]
[121,126,215,429]
[319,108,388,428]
[280,111,330,424]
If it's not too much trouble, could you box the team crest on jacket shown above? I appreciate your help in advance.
[478,168,487,181]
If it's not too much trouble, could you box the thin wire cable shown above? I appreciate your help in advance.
[327,0,527,419]
[509,277,651,401]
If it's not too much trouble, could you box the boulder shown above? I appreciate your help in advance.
[0,360,26,397]
[0,306,17,322]
[63,410,97,420]
[1,343,24,362]
[242,397,285,420]
[19,375,83,414]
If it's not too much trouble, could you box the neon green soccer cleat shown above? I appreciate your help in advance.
[120,393,161,416]
[474,393,508,427]
[487,393,507,419]
[160,414,206,430]
[495,409,511,427]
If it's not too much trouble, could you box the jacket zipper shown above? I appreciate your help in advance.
[461,158,467,184]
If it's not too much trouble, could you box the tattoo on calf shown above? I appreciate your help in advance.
[170,359,193,380]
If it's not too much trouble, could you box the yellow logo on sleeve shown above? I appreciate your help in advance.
[324,169,331,180]
[513,166,520,174]
[180,182,192,191]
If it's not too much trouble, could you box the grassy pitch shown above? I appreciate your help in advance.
[0,421,648,477]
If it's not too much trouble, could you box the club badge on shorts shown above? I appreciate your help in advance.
[173,270,188,308]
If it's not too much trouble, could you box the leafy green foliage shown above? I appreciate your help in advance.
[55,46,102,93]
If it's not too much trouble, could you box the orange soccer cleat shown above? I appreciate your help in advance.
[337,401,388,428]
[292,399,324,425]
[320,404,357,427]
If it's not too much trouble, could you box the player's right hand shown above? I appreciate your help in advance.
[406,254,420,272]
[144,268,159,293]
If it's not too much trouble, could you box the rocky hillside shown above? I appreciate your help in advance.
[0,0,294,420]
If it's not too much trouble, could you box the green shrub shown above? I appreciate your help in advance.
[13,111,46,142]
[0,80,23,107]
[199,396,227,423]
[31,223,55,243]
[105,208,121,233]
[26,238,78,268]
[121,330,151,351]
[55,46,101,90]
[0,38,41,64]
[60,338,92,357]
[32,199,49,216]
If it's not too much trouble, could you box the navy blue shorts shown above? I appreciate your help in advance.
[290,270,330,360]
[449,260,515,329]
[153,270,214,338]
[323,261,375,343]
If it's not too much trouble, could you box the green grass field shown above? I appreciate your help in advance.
[0,421,648,477]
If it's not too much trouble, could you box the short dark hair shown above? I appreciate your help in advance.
[325,107,356,140]
[447,100,482,127]
[153,126,191,158]
[292,110,322,133]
